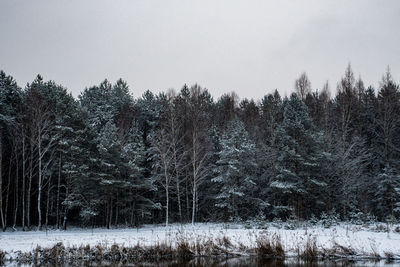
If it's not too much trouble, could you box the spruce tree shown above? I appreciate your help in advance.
[270,93,327,220]
[374,166,400,222]
[212,118,257,221]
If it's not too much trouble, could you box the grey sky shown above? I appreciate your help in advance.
[1,0,399,100]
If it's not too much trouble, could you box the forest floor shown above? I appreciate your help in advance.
[0,222,400,262]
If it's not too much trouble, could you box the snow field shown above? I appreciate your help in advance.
[0,223,399,259]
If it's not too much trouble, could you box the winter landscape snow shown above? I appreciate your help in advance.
[1,223,399,261]
[2,1,400,266]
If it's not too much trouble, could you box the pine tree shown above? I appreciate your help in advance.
[374,166,400,222]
[79,80,114,131]
[259,90,283,212]
[0,71,21,231]
[97,120,122,228]
[270,93,327,220]
[62,120,95,228]
[212,118,257,221]
[121,124,158,226]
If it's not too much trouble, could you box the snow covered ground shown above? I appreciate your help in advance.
[0,223,399,259]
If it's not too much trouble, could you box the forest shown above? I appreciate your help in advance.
[0,64,399,231]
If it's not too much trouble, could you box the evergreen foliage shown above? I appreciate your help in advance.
[0,66,400,229]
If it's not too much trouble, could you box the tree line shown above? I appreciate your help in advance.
[0,64,399,231]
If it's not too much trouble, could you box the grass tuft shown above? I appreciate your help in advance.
[256,232,285,258]
[176,238,194,259]
[384,251,394,261]
[0,250,6,266]
[298,236,318,260]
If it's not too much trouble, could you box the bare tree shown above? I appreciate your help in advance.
[188,85,212,225]
[21,133,26,230]
[190,130,209,225]
[11,133,20,230]
[295,72,311,101]
[320,81,331,137]
[25,88,58,230]
[377,67,399,165]
[166,90,186,222]
[170,120,185,222]
[150,107,186,225]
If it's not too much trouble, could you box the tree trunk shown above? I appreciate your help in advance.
[45,178,51,229]
[109,195,113,229]
[173,148,182,222]
[105,194,109,228]
[21,138,26,230]
[0,129,5,231]
[185,171,189,222]
[176,177,182,222]
[37,134,42,230]
[391,198,394,225]
[56,153,61,229]
[27,145,33,229]
[166,187,169,226]
[13,151,19,230]
[130,200,134,226]
[114,193,118,226]
[63,175,69,230]
[191,184,196,225]
[163,162,169,226]
[5,155,12,230]
[191,132,197,226]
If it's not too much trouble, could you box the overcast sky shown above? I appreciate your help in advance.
[1,0,399,100]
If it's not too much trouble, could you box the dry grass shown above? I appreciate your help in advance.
[297,236,318,260]
[384,251,394,261]
[255,232,285,258]
[369,242,380,260]
[217,236,233,248]
[19,241,185,264]
[321,241,356,258]
[5,230,394,265]
[0,250,6,266]
[176,238,194,259]
[5,233,244,264]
